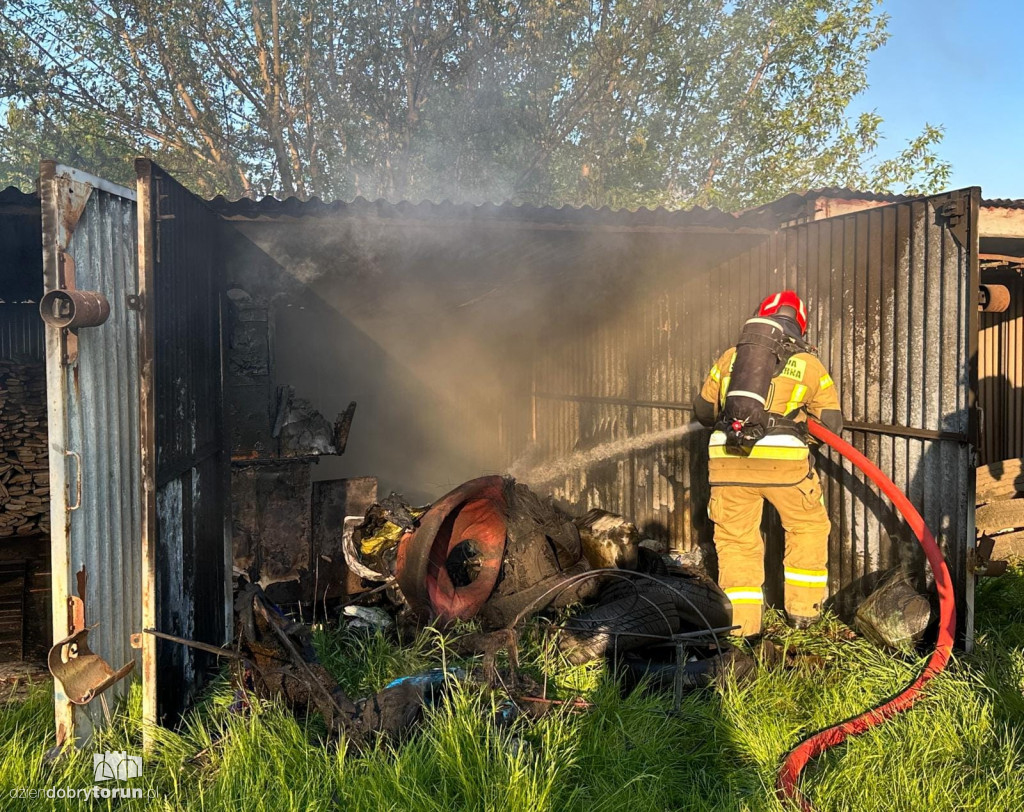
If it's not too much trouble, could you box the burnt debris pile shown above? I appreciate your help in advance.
[207,475,774,740]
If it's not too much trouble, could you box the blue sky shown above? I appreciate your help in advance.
[851,0,1024,199]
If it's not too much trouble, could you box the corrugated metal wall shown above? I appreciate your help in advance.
[978,271,1024,464]
[137,160,229,728]
[1,196,46,360]
[532,189,979,641]
[40,164,141,743]
[0,304,45,358]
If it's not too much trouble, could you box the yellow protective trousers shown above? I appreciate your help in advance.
[708,470,830,636]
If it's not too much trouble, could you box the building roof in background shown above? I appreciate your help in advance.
[11,180,1024,230]
[744,187,1024,245]
[747,186,1024,215]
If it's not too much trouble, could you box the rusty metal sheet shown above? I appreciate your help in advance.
[230,462,312,604]
[137,160,230,731]
[40,162,140,745]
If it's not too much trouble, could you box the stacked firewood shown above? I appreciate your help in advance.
[0,360,49,538]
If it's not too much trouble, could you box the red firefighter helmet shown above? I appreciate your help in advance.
[758,290,807,334]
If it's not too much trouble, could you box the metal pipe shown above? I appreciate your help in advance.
[39,289,110,328]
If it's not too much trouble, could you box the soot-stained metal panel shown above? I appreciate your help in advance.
[137,160,230,730]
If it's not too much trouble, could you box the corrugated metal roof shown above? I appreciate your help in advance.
[207,194,774,231]
[0,186,39,211]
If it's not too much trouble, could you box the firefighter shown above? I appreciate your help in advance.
[693,291,843,637]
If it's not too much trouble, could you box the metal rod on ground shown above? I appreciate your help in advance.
[673,640,687,714]
[542,623,738,644]
[145,629,245,659]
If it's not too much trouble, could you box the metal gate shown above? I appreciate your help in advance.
[533,189,980,643]
[40,163,141,744]
[136,160,231,729]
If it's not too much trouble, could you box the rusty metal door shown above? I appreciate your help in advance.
[136,160,230,729]
[40,163,141,745]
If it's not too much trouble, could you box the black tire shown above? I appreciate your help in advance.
[558,591,680,665]
[621,652,715,689]
[599,574,732,632]
[636,547,669,575]
[622,647,756,689]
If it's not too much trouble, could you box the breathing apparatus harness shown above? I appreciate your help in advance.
[714,315,816,450]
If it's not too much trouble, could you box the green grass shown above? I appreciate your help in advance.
[3,565,1024,811]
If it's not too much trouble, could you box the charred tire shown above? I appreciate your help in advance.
[980,284,1011,313]
[599,575,731,631]
[636,547,669,575]
[558,591,679,665]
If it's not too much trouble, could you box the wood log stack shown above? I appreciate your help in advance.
[975,457,1024,564]
[0,359,49,539]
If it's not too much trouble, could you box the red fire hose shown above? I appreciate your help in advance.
[776,420,957,809]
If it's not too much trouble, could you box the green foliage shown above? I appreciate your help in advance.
[6,571,1022,809]
[0,1,948,206]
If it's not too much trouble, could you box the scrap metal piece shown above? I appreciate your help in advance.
[144,629,244,659]
[969,535,1009,577]
[47,629,135,705]
[333,401,357,455]
[310,476,378,600]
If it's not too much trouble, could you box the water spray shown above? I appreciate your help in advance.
[509,421,700,486]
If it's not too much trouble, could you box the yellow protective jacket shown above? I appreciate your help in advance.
[698,347,841,486]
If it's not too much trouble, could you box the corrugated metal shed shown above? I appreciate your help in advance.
[217,193,775,503]
[748,187,1024,238]
[0,186,37,208]
[748,187,1024,213]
